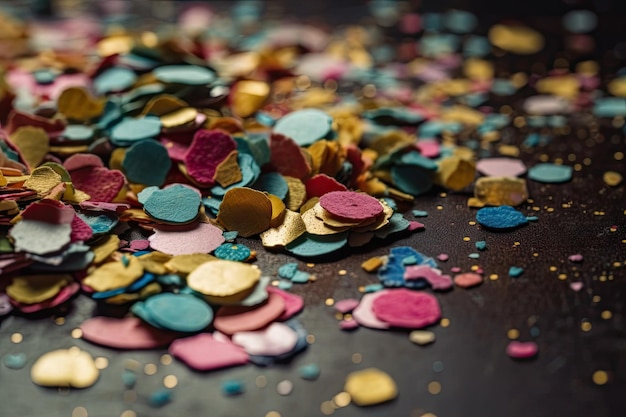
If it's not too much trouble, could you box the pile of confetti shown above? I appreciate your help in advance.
[0,2,625,415]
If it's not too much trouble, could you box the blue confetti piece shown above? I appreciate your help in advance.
[476,206,529,230]
[122,140,171,186]
[530,327,541,337]
[126,273,156,292]
[143,184,201,224]
[291,270,311,284]
[149,389,173,407]
[475,240,487,251]
[443,9,477,34]
[221,379,245,396]
[273,109,333,147]
[143,293,213,333]
[412,210,428,217]
[252,172,289,200]
[157,274,184,286]
[278,280,293,290]
[3,353,27,369]
[391,165,433,196]
[593,97,626,118]
[528,163,573,183]
[153,65,216,85]
[563,10,597,33]
[214,243,251,262]
[222,231,238,242]
[33,69,56,85]
[526,216,539,222]
[110,116,161,146]
[468,253,480,259]
[399,151,438,171]
[62,125,94,141]
[374,213,411,239]
[122,370,137,388]
[77,212,118,234]
[278,263,299,279]
[491,79,517,96]
[363,283,384,293]
[94,67,137,95]
[285,232,348,259]
[202,197,222,216]
[298,363,321,380]
[509,266,524,278]
[463,35,490,57]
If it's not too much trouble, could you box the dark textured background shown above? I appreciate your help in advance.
[1,1,626,417]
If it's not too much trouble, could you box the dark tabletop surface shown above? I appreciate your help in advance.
[1,2,626,417]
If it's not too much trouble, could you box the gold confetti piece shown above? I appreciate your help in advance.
[160,107,198,129]
[369,130,415,156]
[261,209,307,247]
[488,24,544,54]
[0,170,6,186]
[352,200,394,232]
[307,140,345,177]
[214,150,242,188]
[440,105,485,126]
[435,155,476,191]
[57,87,105,121]
[230,80,270,118]
[91,235,121,264]
[97,34,134,57]
[536,75,580,99]
[361,257,383,272]
[6,274,71,304]
[302,206,349,235]
[136,251,172,275]
[217,187,273,237]
[31,348,99,388]
[142,95,187,116]
[608,78,626,98]
[344,368,398,406]
[470,177,529,207]
[592,370,609,385]
[463,58,494,81]
[83,257,144,292]
[268,193,287,228]
[409,330,436,345]
[603,171,623,187]
[187,260,261,304]
[498,145,520,157]
[164,253,216,275]
[284,176,307,211]
[23,165,63,196]
[10,126,49,169]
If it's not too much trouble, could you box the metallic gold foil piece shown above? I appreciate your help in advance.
[260,209,307,247]
[470,176,529,207]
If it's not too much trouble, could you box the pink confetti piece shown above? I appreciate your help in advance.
[232,322,298,356]
[569,282,584,292]
[169,333,249,371]
[568,254,584,263]
[506,341,538,359]
[352,291,390,330]
[404,265,453,290]
[148,222,225,256]
[339,318,360,331]
[334,298,360,314]
[371,288,441,329]
[408,221,425,231]
[437,253,449,262]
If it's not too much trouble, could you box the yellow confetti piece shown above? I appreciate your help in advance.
[10,126,49,169]
[217,187,273,237]
[536,75,580,99]
[187,260,261,303]
[284,176,307,211]
[463,58,494,81]
[83,257,144,292]
[344,368,398,406]
[90,235,120,264]
[142,94,187,116]
[268,193,287,228]
[302,205,349,235]
[105,282,162,304]
[435,155,476,191]
[230,80,270,118]
[603,171,623,187]
[214,150,242,188]
[369,130,414,156]
[6,274,71,304]
[361,257,383,272]
[160,107,198,129]
[260,209,307,247]
[164,253,217,276]
[136,251,173,275]
[488,24,544,54]
[470,177,529,207]
[0,170,6,186]
[31,348,100,388]
[57,87,105,121]
[608,78,626,98]
[441,105,485,126]
[23,165,63,196]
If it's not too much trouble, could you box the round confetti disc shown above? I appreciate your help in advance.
[273,109,333,146]
[527,163,573,183]
[143,293,213,333]
[187,260,261,302]
[319,191,384,222]
[475,205,529,230]
[371,288,441,329]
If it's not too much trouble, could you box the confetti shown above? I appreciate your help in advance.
[506,341,538,359]
[476,206,529,230]
[344,368,398,406]
[169,333,249,371]
[31,348,99,388]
